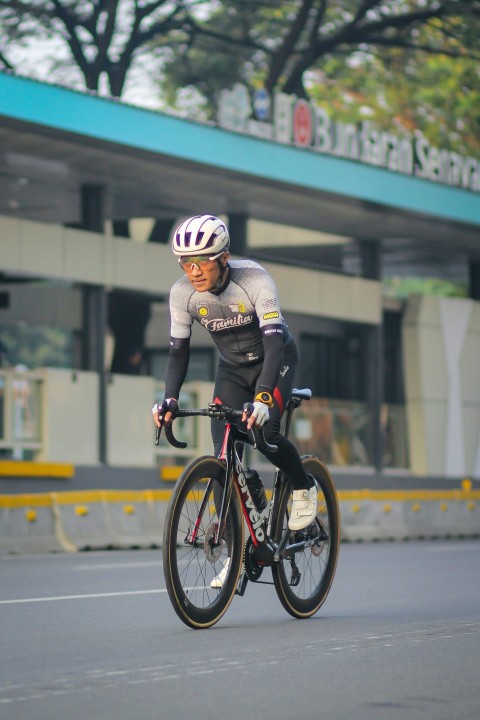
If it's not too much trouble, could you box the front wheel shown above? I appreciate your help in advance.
[271,456,340,618]
[162,456,244,629]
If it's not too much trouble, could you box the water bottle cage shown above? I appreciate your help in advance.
[245,469,267,513]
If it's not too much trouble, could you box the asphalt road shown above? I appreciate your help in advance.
[1,540,479,720]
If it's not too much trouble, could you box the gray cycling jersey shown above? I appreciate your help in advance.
[169,259,292,365]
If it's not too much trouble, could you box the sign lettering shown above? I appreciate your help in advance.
[217,84,479,194]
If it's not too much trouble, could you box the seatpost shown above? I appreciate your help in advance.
[283,401,296,440]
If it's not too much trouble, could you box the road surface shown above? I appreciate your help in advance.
[1,540,479,720]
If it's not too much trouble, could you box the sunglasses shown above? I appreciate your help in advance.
[178,251,226,270]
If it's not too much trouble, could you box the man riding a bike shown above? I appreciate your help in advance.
[152,215,318,585]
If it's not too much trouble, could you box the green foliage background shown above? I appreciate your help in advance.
[0,326,73,370]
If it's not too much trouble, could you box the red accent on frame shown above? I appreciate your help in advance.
[235,475,261,547]
[242,509,260,546]
[219,423,231,461]
[273,387,284,415]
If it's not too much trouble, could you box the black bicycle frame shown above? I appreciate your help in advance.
[160,389,314,562]
[217,421,271,548]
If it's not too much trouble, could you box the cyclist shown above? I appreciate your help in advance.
[152,215,317,586]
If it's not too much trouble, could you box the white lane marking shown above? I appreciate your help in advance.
[74,561,162,570]
[425,543,480,552]
[0,589,166,605]
[0,584,210,605]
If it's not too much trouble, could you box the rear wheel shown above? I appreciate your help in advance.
[271,456,340,618]
[162,456,244,629]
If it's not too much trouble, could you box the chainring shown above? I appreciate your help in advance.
[243,537,264,582]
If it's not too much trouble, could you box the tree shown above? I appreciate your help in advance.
[2,1,479,102]
[0,0,202,97]
[160,0,480,113]
[306,46,480,155]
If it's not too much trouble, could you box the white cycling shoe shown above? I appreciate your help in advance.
[288,486,318,531]
[210,557,230,589]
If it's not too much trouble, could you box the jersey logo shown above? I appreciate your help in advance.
[229,302,247,313]
[262,298,277,310]
[201,314,253,332]
[198,306,208,317]
[263,311,279,320]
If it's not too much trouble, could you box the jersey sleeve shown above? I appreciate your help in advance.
[169,280,194,339]
[253,269,284,393]
[164,337,190,399]
[163,280,194,399]
[254,272,283,330]
[255,326,284,394]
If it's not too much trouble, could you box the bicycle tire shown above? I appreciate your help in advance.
[162,456,244,629]
[271,455,340,618]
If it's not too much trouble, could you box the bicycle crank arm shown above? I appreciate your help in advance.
[274,533,319,562]
[235,571,249,596]
[273,528,291,562]
[281,537,319,559]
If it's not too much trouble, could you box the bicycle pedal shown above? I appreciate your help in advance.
[289,568,301,587]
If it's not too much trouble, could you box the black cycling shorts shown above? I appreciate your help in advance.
[211,335,298,455]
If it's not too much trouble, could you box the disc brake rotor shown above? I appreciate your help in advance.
[204,522,225,564]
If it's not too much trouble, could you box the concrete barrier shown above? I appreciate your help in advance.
[1,484,479,554]
[146,490,170,546]
[338,488,480,542]
[51,491,116,551]
[0,494,64,554]
[105,490,163,548]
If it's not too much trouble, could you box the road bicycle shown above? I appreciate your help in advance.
[158,388,340,629]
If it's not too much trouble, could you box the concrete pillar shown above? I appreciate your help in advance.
[469,259,480,300]
[228,214,248,256]
[366,324,384,474]
[359,239,382,280]
[149,218,177,244]
[80,184,107,463]
[359,239,384,473]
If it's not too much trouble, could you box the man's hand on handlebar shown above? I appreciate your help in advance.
[152,398,179,428]
[242,400,270,430]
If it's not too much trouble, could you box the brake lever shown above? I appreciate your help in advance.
[242,402,278,453]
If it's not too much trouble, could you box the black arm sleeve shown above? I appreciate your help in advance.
[255,325,284,394]
[164,337,190,399]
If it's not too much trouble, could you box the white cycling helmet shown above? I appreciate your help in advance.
[172,215,230,257]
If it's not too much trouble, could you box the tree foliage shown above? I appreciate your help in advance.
[1,1,479,152]
[307,47,480,155]
[0,0,196,96]
[2,1,479,96]
[160,1,480,99]
[160,1,480,155]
